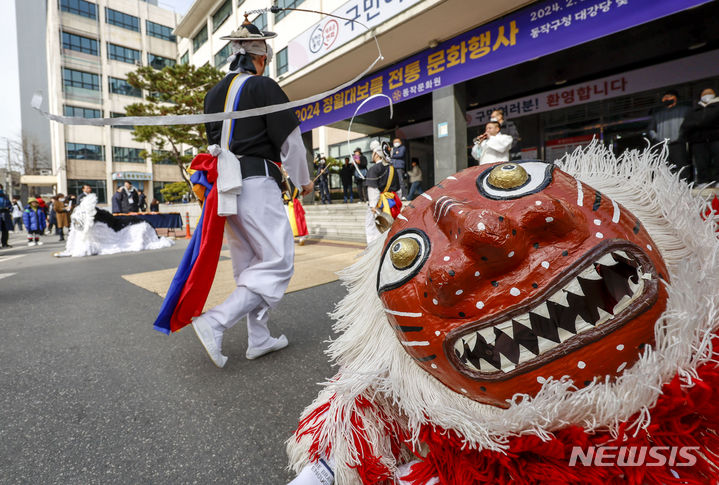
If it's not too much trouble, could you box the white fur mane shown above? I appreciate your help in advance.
[288,143,719,480]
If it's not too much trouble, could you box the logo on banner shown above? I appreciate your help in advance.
[309,20,339,54]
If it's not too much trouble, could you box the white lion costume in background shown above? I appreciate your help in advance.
[287,143,719,485]
[58,193,174,257]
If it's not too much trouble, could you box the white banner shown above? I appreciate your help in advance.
[467,48,719,127]
[287,0,422,75]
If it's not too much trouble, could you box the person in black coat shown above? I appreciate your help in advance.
[353,147,368,202]
[0,184,13,248]
[491,109,521,160]
[120,181,139,213]
[340,157,355,203]
[681,88,719,185]
[111,186,123,213]
[137,190,147,212]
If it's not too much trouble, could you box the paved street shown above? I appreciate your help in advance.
[0,231,351,484]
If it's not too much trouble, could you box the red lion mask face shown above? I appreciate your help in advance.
[378,162,669,407]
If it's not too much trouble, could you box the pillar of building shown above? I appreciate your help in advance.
[432,84,467,184]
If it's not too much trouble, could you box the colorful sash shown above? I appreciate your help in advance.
[376,165,402,219]
[153,74,249,334]
[286,187,308,238]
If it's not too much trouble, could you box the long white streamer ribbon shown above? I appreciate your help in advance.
[346,94,394,179]
[31,9,384,128]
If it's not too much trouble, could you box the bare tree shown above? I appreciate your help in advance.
[2,132,51,175]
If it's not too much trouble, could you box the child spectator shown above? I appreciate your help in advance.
[11,197,24,231]
[23,197,46,246]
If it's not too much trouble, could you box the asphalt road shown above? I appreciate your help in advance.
[0,231,341,484]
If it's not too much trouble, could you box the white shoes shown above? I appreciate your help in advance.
[192,317,228,368]
[37,241,43,246]
[246,334,288,360]
[28,241,36,247]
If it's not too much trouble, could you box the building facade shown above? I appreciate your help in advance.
[173,0,719,193]
[40,0,183,204]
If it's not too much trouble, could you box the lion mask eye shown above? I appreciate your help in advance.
[390,238,420,269]
[487,163,529,189]
[476,161,554,200]
[378,231,430,294]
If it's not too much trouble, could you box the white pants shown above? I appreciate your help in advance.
[202,176,294,349]
[364,186,383,244]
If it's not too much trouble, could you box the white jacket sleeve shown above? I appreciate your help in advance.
[281,126,311,188]
[486,133,513,153]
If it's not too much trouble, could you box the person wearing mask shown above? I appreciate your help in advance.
[390,138,409,199]
[77,184,92,203]
[491,109,521,160]
[472,121,513,165]
[11,196,24,232]
[120,181,139,213]
[340,157,355,203]
[0,184,12,248]
[407,158,424,200]
[353,148,368,203]
[364,140,400,244]
[682,88,719,185]
[53,194,70,241]
[648,90,692,181]
[111,186,123,213]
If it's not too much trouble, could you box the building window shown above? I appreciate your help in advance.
[148,53,176,70]
[113,147,144,163]
[192,25,208,52]
[62,68,99,91]
[184,148,194,156]
[61,31,98,56]
[68,179,106,203]
[107,43,141,64]
[152,181,173,202]
[109,77,142,97]
[180,51,189,65]
[66,142,105,160]
[64,105,101,118]
[214,42,232,67]
[60,0,97,20]
[153,150,175,165]
[110,112,134,130]
[253,12,267,32]
[274,0,305,22]
[276,47,288,76]
[146,20,176,42]
[212,0,232,32]
[105,8,139,32]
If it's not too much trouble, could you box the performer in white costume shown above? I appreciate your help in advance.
[55,193,173,257]
[191,17,312,368]
[364,140,400,245]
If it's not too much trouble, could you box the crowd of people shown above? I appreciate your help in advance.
[313,138,428,204]
[649,87,719,184]
[111,181,151,213]
[0,183,82,247]
[0,180,163,249]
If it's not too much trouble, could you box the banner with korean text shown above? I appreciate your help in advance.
[287,0,423,75]
[295,0,710,133]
